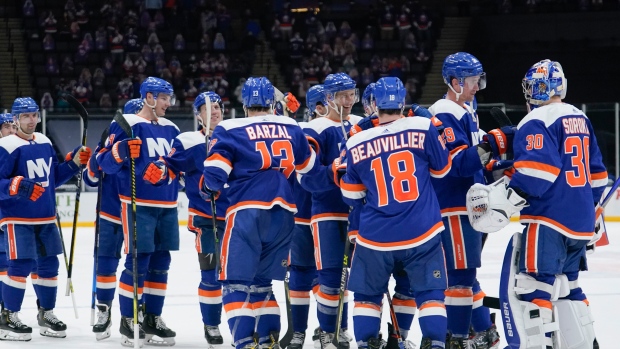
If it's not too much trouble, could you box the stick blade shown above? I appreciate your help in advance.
[489,107,513,127]
[61,93,89,127]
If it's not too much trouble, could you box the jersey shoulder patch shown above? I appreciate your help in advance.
[429,99,467,121]
[518,103,587,129]
[176,131,205,150]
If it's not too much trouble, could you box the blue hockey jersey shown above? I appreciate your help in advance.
[299,115,362,221]
[83,145,121,224]
[340,117,452,251]
[510,103,608,240]
[292,122,313,225]
[0,133,79,225]
[202,115,319,217]
[97,114,180,208]
[163,130,229,221]
[428,99,485,217]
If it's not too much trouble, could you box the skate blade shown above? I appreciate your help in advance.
[0,329,32,341]
[145,334,175,346]
[121,335,145,348]
[206,336,224,345]
[39,327,67,338]
[95,328,112,341]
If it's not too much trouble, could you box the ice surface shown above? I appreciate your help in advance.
[3,222,618,348]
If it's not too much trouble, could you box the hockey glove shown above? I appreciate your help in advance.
[112,138,142,163]
[483,126,516,159]
[65,145,92,167]
[143,159,170,185]
[484,159,515,182]
[409,103,433,118]
[332,152,348,187]
[85,152,102,183]
[587,203,606,254]
[349,115,379,137]
[9,176,45,201]
[198,175,220,201]
[466,176,528,233]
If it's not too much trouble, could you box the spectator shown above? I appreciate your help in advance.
[388,57,403,78]
[302,59,319,85]
[95,26,108,50]
[169,56,181,75]
[361,33,374,50]
[124,9,138,27]
[73,84,90,104]
[342,54,356,73]
[405,78,418,103]
[109,29,124,63]
[153,43,165,61]
[321,43,333,60]
[70,19,81,39]
[124,28,140,53]
[41,92,54,111]
[43,34,56,51]
[148,32,160,46]
[45,56,59,75]
[400,55,411,73]
[79,67,92,83]
[380,9,395,40]
[141,44,154,63]
[200,33,211,50]
[81,32,94,52]
[65,0,76,12]
[74,44,89,63]
[161,68,172,81]
[397,6,412,41]
[99,93,113,108]
[415,50,429,63]
[201,8,217,34]
[140,9,152,28]
[361,67,373,85]
[216,5,231,36]
[155,57,167,75]
[173,33,185,51]
[145,0,163,10]
[23,0,35,17]
[321,60,332,79]
[153,10,165,28]
[184,78,198,102]
[413,10,433,48]
[186,54,198,76]
[349,68,359,83]
[134,56,147,74]
[278,9,294,41]
[93,68,105,87]
[403,32,417,51]
[61,55,74,75]
[347,33,360,50]
[76,2,89,25]
[290,32,304,62]
[116,77,133,106]
[333,38,346,65]
[324,21,337,42]
[122,55,134,74]
[305,11,320,36]
[42,12,58,33]
[213,32,225,50]
[270,20,282,41]
[103,56,114,75]
[339,21,352,39]
[344,38,357,57]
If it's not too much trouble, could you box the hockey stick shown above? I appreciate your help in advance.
[483,176,620,310]
[279,267,294,348]
[489,107,513,127]
[113,110,140,348]
[385,292,404,349]
[62,94,88,298]
[56,212,79,318]
[327,235,351,349]
[203,97,221,274]
[90,127,109,326]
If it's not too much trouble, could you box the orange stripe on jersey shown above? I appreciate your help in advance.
[0,216,56,225]
[119,282,143,293]
[430,155,452,177]
[355,221,443,249]
[392,298,417,307]
[207,153,232,167]
[97,275,116,283]
[290,290,310,298]
[121,202,130,254]
[219,212,236,281]
[440,207,467,215]
[311,213,349,221]
[595,206,603,221]
[316,290,340,301]
[226,198,297,215]
[340,182,366,192]
[31,273,38,279]
[294,217,310,225]
[100,211,121,222]
[521,215,593,238]
[223,301,252,312]
[252,300,278,309]
[591,171,608,180]
[449,216,466,269]
[119,195,177,207]
[306,136,320,155]
[449,145,468,158]
[418,301,445,310]
[199,289,222,297]
[144,281,167,290]
[514,161,560,176]
[473,291,486,302]
[445,288,473,298]
[312,221,322,270]
[525,223,539,273]
[295,150,314,171]
[354,302,381,311]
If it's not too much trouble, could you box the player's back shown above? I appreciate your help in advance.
[512,103,608,239]
[205,114,315,216]
[342,117,451,250]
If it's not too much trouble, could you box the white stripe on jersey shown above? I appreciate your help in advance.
[429,99,469,121]
[216,114,299,131]
[515,167,559,183]
[345,117,431,149]
[517,103,587,129]
[176,130,206,150]
[0,132,52,154]
[304,114,363,135]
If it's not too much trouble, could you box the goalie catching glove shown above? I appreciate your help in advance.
[466,176,529,233]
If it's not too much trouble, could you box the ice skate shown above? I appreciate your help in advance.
[471,324,500,349]
[367,337,387,349]
[288,331,305,349]
[448,337,473,349]
[120,316,145,348]
[37,307,67,338]
[261,331,281,349]
[0,309,32,341]
[93,304,112,340]
[205,324,224,344]
[142,313,176,346]
[420,338,445,349]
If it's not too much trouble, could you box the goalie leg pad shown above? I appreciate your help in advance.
[556,300,596,349]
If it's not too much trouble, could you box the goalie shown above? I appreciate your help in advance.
[466,59,608,349]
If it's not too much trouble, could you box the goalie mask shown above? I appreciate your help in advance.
[522,59,567,111]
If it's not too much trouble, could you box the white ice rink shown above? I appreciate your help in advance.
[3,222,619,349]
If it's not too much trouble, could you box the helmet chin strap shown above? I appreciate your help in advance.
[144,97,160,118]
[448,83,464,101]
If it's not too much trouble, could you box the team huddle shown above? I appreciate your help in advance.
[0,52,607,349]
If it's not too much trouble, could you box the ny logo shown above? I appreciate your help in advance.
[146,138,172,158]
[26,157,52,187]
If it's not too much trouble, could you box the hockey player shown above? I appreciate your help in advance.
[147,91,228,345]
[97,77,180,346]
[0,97,91,341]
[0,113,18,310]
[339,77,451,349]
[286,84,326,349]
[298,72,362,348]
[467,59,607,349]
[201,76,319,349]
[428,52,505,349]
[84,98,142,340]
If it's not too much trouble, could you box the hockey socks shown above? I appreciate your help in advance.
[392,293,416,339]
[2,259,33,312]
[0,251,7,305]
[199,269,222,326]
[289,265,317,333]
[118,253,149,317]
[470,285,492,333]
[143,251,171,316]
[352,294,382,344]
[31,256,59,310]
[445,268,476,338]
[416,290,448,343]
[96,256,121,306]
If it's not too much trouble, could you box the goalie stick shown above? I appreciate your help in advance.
[279,267,294,348]
[113,110,141,348]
